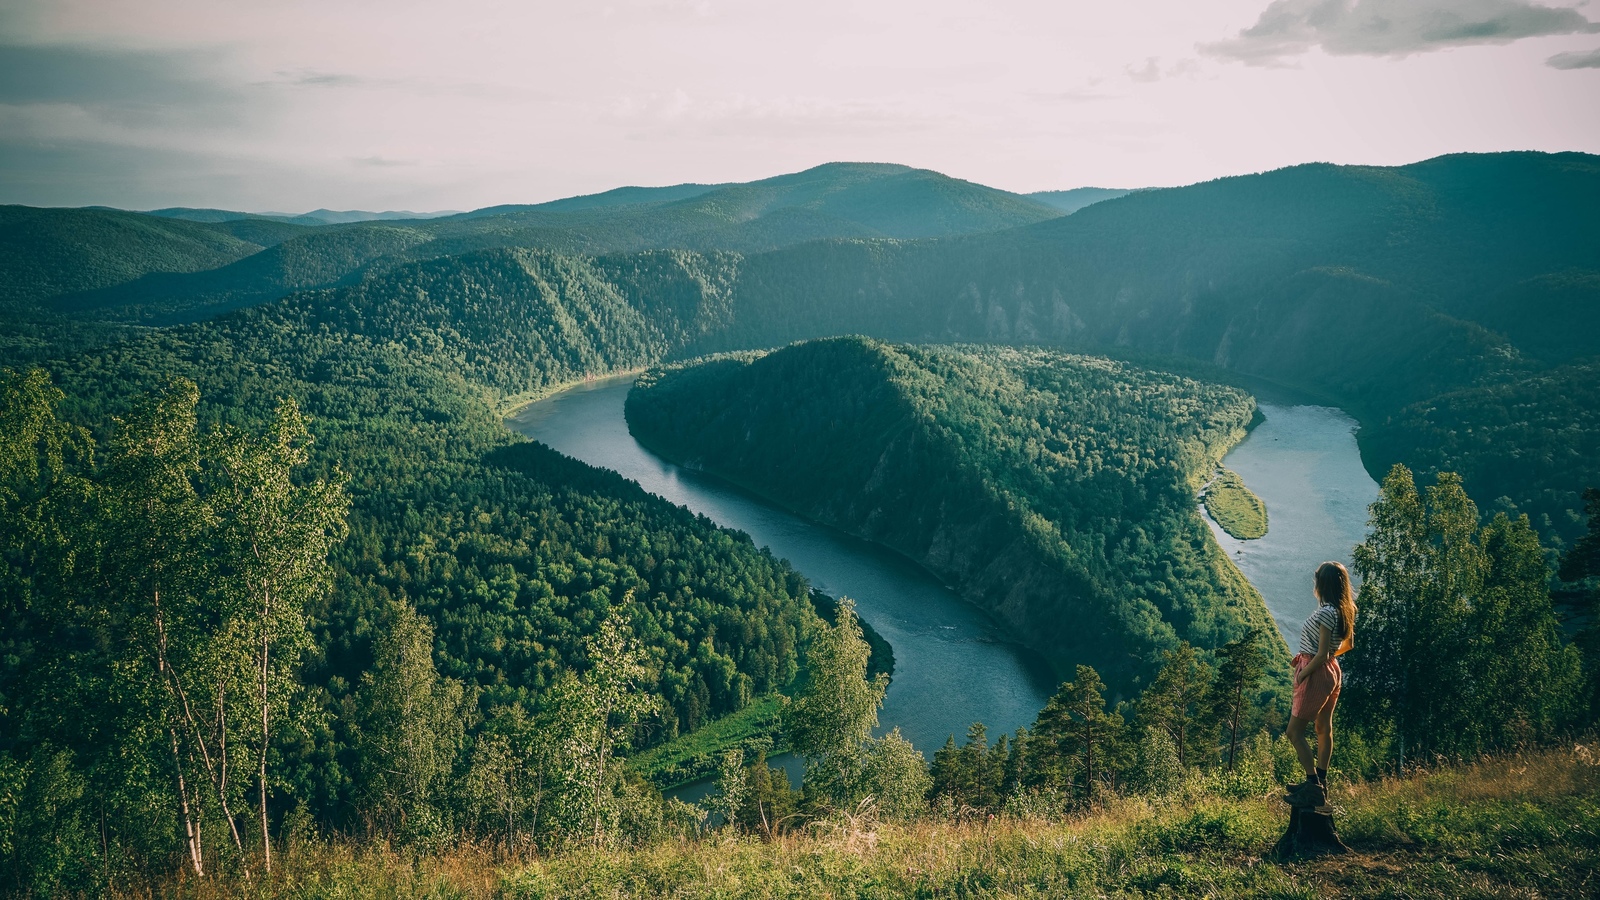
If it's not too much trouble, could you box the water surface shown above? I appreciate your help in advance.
[1200,404,1380,644]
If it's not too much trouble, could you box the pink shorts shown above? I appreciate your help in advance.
[1291,652,1342,719]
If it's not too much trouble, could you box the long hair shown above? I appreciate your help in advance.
[1314,560,1356,646]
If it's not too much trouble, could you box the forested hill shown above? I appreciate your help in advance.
[701,151,1600,542]
[19,162,1061,326]
[626,338,1283,693]
[0,205,305,305]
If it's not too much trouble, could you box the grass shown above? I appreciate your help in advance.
[1204,468,1269,540]
[122,744,1600,899]
[626,695,787,789]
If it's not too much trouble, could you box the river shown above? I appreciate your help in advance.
[507,378,1378,789]
[1201,404,1380,644]
[508,376,1057,760]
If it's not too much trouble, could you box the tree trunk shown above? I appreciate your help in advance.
[260,596,272,875]
[1083,721,1094,801]
[1227,680,1243,772]
[170,728,204,878]
[1273,806,1350,859]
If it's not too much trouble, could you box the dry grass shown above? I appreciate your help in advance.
[123,745,1600,899]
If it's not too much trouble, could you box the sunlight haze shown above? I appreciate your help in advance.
[2,0,1598,210]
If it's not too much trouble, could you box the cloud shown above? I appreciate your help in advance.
[1204,0,1600,64]
[352,155,417,167]
[1547,45,1600,66]
[1123,57,1202,84]
[1127,58,1163,83]
[0,42,244,120]
[281,70,366,88]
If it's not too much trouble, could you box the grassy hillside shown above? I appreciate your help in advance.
[110,746,1600,899]
[627,338,1282,692]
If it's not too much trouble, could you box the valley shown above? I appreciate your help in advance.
[1,152,1596,895]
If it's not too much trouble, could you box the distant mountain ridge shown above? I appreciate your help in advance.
[26,161,1063,323]
[142,207,462,225]
[1026,187,1135,214]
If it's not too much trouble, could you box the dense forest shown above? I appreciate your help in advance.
[0,274,824,887]
[626,338,1282,694]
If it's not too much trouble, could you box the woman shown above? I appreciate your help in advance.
[1284,561,1355,808]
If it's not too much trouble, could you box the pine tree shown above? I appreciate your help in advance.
[1033,665,1122,802]
[1210,629,1267,773]
[1137,642,1213,769]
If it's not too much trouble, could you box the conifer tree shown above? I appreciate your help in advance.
[1033,665,1122,802]
[1137,642,1213,769]
[1209,629,1267,773]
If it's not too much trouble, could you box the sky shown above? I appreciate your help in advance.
[1,0,1597,212]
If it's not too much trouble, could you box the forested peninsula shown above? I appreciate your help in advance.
[626,338,1283,692]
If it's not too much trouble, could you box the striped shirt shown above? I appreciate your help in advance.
[1297,605,1343,656]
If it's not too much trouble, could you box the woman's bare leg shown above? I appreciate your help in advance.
[1287,715,1315,776]
[1314,700,1336,772]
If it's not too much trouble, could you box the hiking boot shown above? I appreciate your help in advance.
[1283,780,1326,808]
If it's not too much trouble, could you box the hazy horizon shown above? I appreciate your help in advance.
[2,0,1598,211]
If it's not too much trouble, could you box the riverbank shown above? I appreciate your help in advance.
[127,745,1600,899]
[1204,467,1270,540]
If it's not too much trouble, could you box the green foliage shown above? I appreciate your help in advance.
[859,728,932,822]
[785,599,887,807]
[0,335,815,879]
[1137,642,1216,770]
[354,599,470,840]
[1348,465,1582,767]
[693,152,1600,545]
[0,206,265,305]
[628,338,1281,689]
[1210,629,1270,773]
[1030,665,1125,801]
[1203,468,1267,540]
[731,750,800,836]
[1128,726,1184,797]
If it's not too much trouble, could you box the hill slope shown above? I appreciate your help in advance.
[36,162,1059,325]
[699,152,1600,541]
[626,338,1281,690]
[0,206,270,304]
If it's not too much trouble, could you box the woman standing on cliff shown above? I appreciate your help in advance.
[1284,561,1356,808]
